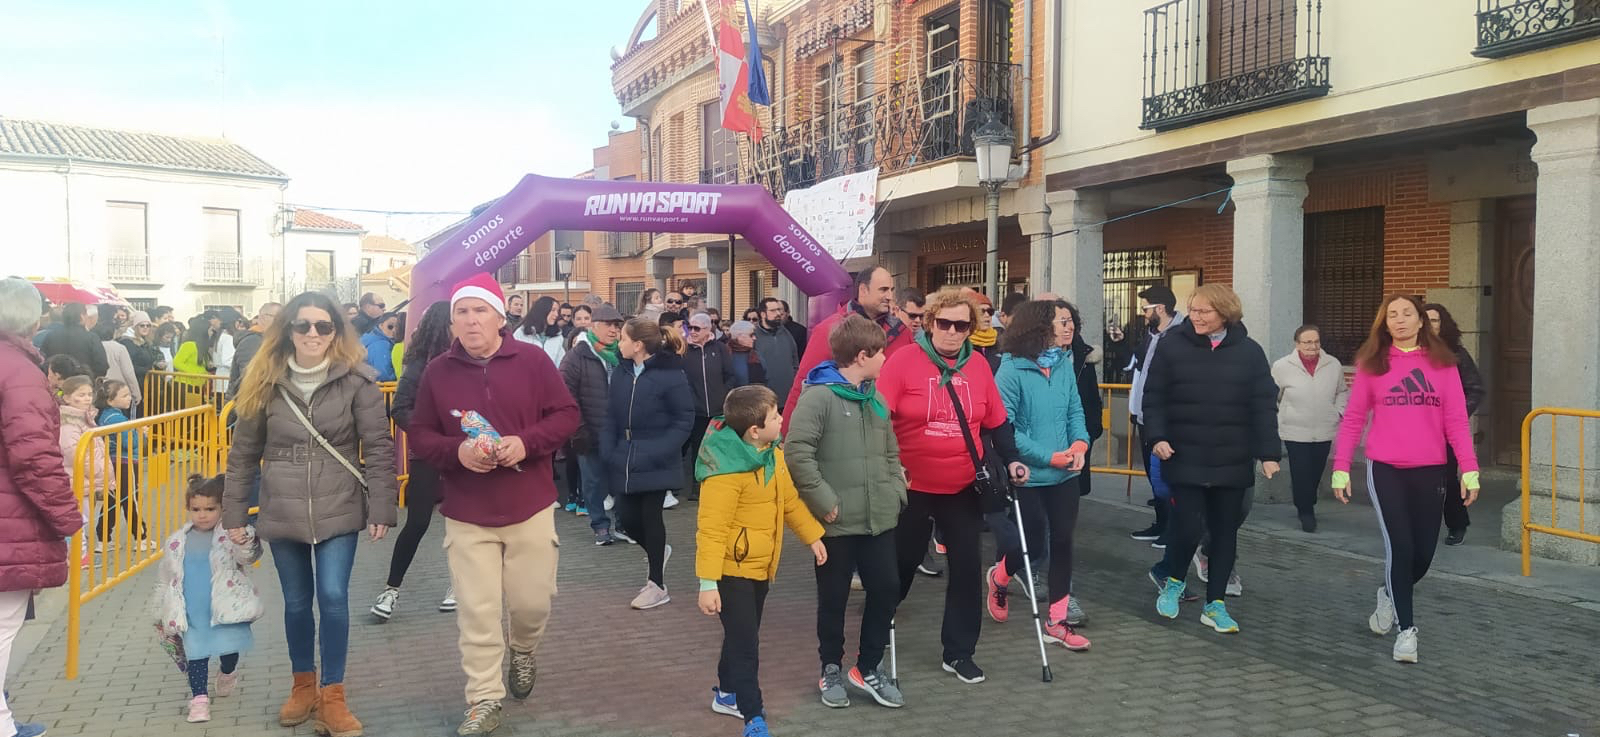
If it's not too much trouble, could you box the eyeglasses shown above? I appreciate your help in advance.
[933,318,973,333]
[291,320,336,336]
[666,299,683,305]
[688,325,706,333]
[135,323,152,329]
[902,311,925,321]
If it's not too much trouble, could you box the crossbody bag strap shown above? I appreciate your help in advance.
[943,380,984,469]
[277,386,367,488]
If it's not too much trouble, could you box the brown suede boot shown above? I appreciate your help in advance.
[279,671,319,726]
[313,684,364,737]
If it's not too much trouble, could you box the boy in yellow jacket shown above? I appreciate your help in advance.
[695,385,827,737]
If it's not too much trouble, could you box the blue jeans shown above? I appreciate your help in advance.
[577,453,611,533]
[270,532,357,686]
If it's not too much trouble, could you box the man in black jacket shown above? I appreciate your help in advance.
[226,302,280,400]
[40,302,108,378]
[681,312,734,499]
[559,303,625,545]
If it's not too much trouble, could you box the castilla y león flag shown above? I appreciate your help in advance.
[715,0,763,142]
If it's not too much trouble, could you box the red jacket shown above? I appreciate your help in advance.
[782,303,915,429]
[877,344,1008,494]
[407,331,581,528]
[0,332,84,592]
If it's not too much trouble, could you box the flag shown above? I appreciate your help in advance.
[744,0,771,105]
[715,0,763,142]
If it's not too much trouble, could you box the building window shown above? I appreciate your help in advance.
[1103,248,1168,336]
[203,208,240,254]
[614,281,646,316]
[936,260,1010,293]
[1304,207,1385,363]
[702,101,740,184]
[981,0,1013,64]
[105,201,149,281]
[652,125,665,182]
[126,297,157,313]
[361,257,373,274]
[306,250,336,292]
[748,270,778,309]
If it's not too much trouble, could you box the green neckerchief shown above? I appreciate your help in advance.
[827,382,888,420]
[915,331,971,386]
[694,420,778,484]
[587,330,619,366]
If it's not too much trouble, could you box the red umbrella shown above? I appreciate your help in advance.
[28,279,127,306]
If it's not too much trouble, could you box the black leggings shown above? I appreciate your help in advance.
[98,458,146,540]
[896,487,983,663]
[998,481,1081,609]
[1284,441,1332,515]
[1367,461,1446,629]
[1166,484,1247,602]
[1441,447,1469,531]
[385,460,439,589]
[616,491,669,586]
[187,653,239,697]
[565,452,583,506]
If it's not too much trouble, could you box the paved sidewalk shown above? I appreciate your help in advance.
[9,479,1599,737]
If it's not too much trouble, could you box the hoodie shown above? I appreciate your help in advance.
[694,420,824,584]
[1333,346,1479,474]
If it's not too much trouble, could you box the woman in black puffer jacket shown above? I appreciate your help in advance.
[603,317,693,610]
[1143,284,1280,633]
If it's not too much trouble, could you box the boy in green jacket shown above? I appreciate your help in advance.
[785,314,907,710]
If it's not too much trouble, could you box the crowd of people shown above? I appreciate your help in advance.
[0,263,1488,737]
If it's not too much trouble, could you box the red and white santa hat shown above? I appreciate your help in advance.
[450,273,506,316]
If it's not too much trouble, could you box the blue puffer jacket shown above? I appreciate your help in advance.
[360,329,397,382]
[602,351,694,494]
[994,351,1090,488]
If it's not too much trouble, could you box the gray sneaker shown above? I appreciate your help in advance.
[508,649,536,700]
[457,699,502,736]
[818,664,850,708]
[1066,595,1087,626]
[847,665,904,708]
[630,581,670,610]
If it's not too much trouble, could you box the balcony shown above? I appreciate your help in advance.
[190,255,257,287]
[499,250,591,287]
[106,252,154,284]
[603,231,650,259]
[1140,0,1330,131]
[1474,0,1600,57]
[745,58,1020,200]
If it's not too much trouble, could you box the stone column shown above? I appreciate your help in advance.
[1426,201,1496,443]
[1510,98,1600,564]
[1226,154,1311,362]
[1045,188,1106,353]
[646,255,673,295]
[1016,184,1052,298]
[699,244,730,316]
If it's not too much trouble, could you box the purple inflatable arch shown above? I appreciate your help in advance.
[410,174,852,328]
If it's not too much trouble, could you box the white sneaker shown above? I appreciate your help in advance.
[371,587,399,620]
[1392,627,1419,663]
[663,492,680,509]
[439,585,458,612]
[631,581,671,609]
[1369,586,1395,635]
[1193,551,1209,582]
[1225,571,1243,597]
[603,495,615,511]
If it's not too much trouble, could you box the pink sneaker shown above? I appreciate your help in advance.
[216,671,239,697]
[985,564,1009,623]
[1043,619,1091,651]
[187,695,211,722]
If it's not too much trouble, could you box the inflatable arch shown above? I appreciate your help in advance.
[409,174,852,328]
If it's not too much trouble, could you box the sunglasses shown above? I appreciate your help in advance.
[688,325,706,333]
[666,299,683,305]
[981,307,994,315]
[934,318,973,333]
[291,320,337,336]
[903,311,925,321]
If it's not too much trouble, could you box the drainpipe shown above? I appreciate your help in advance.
[1016,0,1062,165]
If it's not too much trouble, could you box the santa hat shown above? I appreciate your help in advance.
[450,273,506,316]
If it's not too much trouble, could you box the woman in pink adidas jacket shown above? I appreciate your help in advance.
[1331,294,1478,665]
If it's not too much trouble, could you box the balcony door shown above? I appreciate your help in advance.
[922,7,961,160]
[1206,0,1297,81]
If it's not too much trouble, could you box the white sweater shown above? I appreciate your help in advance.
[1271,351,1349,443]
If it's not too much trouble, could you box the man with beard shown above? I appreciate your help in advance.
[1126,285,1185,547]
[752,298,799,408]
[781,266,913,426]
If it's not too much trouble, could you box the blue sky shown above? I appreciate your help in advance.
[0,0,651,239]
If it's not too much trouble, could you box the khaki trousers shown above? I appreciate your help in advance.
[444,504,559,704]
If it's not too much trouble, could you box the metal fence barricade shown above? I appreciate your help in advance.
[1520,407,1600,576]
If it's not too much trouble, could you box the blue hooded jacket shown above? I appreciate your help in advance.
[360,328,397,382]
[993,351,1090,488]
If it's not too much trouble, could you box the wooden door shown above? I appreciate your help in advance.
[1492,195,1535,466]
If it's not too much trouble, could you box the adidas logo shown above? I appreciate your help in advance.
[1382,368,1441,407]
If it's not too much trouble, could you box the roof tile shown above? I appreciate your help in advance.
[0,118,286,178]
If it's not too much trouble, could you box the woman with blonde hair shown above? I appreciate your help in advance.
[222,291,397,737]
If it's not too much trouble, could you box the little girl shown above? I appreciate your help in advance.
[153,474,263,723]
[58,375,113,568]
[95,379,151,552]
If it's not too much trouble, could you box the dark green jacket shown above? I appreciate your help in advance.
[783,383,905,537]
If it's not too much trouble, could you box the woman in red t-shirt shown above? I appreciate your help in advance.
[877,287,1027,685]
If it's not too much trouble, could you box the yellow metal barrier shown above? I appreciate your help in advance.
[1091,383,1147,485]
[1520,407,1600,576]
[142,369,220,417]
[65,405,220,680]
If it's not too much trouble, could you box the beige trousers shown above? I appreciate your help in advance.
[444,504,559,704]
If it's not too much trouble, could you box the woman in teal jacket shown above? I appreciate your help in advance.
[987,299,1091,651]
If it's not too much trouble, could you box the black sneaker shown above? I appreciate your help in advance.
[917,553,944,577]
[595,529,616,546]
[1150,535,1168,550]
[1445,528,1466,546]
[1130,524,1161,542]
[941,658,985,684]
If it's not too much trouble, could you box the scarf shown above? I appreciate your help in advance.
[694,419,778,484]
[969,326,998,348]
[915,331,971,386]
[587,330,619,366]
[1035,346,1065,370]
[850,300,907,344]
[804,361,888,419]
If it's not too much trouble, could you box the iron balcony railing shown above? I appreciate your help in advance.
[745,58,1020,200]
[106,252,150,282]
[1474,0,1600,57]
[603,231,650,259]
[196,255,247,284]
[1141,0,1330,131]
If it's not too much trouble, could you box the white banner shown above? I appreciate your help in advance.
[782,167,879,261]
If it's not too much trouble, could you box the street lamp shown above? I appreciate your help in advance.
[973,115,1015,305]
[555,249,578,304]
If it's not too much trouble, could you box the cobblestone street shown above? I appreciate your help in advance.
[10,480,1599,737]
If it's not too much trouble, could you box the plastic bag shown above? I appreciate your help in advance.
[452,410,522,472]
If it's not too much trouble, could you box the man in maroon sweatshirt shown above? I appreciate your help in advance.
[406,273,580,736]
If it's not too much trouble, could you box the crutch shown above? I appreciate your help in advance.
[888,617,898,684]
[1011,486,1054,683]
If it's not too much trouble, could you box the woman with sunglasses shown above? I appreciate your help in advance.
[222,291,398,736]
[877,287,1028,685]
[117,310,160,395]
